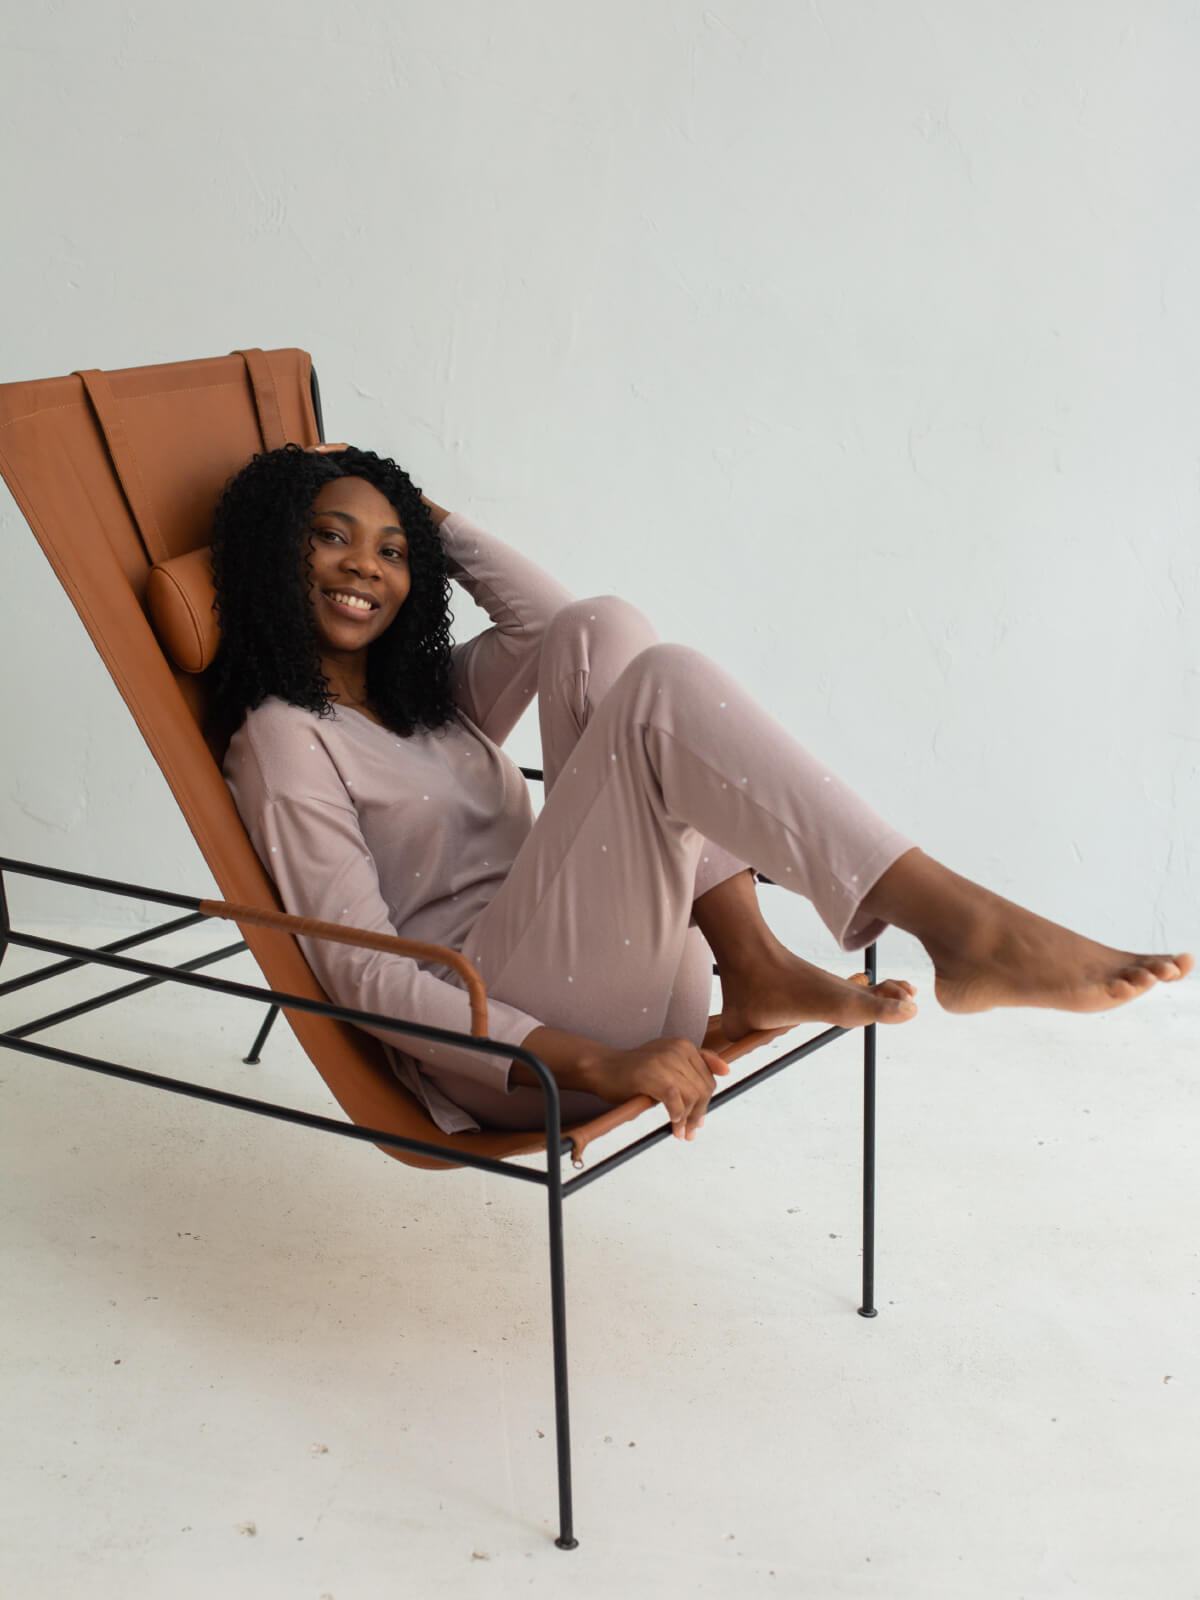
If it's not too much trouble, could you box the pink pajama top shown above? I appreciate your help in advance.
[223,512,573,1133]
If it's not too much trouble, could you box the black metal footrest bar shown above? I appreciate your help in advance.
[6,941,248,1041]
[3,927,509,1062]
[0,855,224,913]
[0,860,572,1178]
[563,1021,849,1195]
[0,911,208,998]
[0,1029,561,1183]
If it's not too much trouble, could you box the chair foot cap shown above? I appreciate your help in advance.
[857,1306,878,1319]
[555,1536,580,1550]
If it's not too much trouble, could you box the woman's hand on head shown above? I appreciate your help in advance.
[419,492,451,528]
[302,444,451,526]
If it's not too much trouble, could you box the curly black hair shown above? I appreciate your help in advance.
[209,444,455,738]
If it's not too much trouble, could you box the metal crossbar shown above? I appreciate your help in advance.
[0,851,880,1549]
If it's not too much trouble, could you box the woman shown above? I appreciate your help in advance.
[212,444,1192,1141]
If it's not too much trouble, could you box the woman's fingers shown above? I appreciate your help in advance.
[645,1039,708,1140]
[613,1036,732,1140]
[679,1046,731,1139]
[701,1047,731,1077]
[668,1044,704,1140]
[664,1087,690,1136]
[677,1042,724,1139]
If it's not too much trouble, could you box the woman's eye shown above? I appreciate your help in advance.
[383,546,408,562]
[312,527,344,544]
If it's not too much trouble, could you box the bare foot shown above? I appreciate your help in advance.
[921,880,1194,1016]
[720,950,918,1041]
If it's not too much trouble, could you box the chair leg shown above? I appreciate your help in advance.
[858,941,878,1318]
[242,1003,280,1064]
[547,1167,578,1549]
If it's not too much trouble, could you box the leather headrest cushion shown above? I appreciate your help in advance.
[146,547,219,674]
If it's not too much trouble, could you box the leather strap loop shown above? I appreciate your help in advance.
[73,367,170,565]
[232,347,289,452]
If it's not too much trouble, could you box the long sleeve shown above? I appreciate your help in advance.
[441,511,573,743]
[224,702,545,1103]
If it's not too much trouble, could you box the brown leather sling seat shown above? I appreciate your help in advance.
[0,347,781,1171]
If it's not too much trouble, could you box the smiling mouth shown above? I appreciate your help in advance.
[323,589,379,614]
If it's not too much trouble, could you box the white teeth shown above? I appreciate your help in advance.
[328,591,374,611]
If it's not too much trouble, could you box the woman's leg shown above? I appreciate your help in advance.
[486,633,1190,1036]
[693,868,917,1039]
[430,623,1191,1129]
[429,598,732,1128]
[538,599,915,1039]
[858,849,1193,1013]
[539,595,747,893]
[539,596,750,1045]
[426,626,918,1128]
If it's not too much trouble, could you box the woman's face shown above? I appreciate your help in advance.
[304,476,411,664]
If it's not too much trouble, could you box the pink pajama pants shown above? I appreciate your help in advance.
[425,598,914,1129]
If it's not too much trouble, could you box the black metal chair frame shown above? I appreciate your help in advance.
[1,844,882,1549]
[1,360,884,1548]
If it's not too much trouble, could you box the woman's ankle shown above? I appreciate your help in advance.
[692,869,784,973]
[859,848,983,955]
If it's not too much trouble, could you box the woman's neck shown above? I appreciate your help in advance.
[321,656,372,714]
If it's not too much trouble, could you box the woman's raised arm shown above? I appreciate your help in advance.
[437,508,573,743]
[421,492,451,528]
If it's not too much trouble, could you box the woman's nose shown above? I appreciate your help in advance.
[342,543,379,576]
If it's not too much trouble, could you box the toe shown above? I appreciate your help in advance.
[875,978,916,1001]
[1109,964,1158,999]
[884,996,918,1021]
[1140,956,1181,981]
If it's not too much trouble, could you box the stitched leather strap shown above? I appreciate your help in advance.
[73,367,170,565]
[198,898,490,1037]
[232,347,288,451]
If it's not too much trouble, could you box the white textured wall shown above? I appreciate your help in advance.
[1,1,1197,960]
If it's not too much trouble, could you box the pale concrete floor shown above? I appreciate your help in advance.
[2,924,1198,1600]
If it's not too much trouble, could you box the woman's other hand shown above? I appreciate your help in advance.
[515,1027,730,1140]
[591,1037,731,1140]
[420,492,451,528]
[304,445,451,527]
